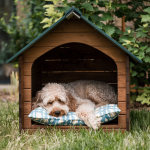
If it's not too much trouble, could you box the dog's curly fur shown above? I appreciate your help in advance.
[32,80,117,130]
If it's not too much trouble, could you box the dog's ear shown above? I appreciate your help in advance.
[66,92,77,112]
[32,91,45,110]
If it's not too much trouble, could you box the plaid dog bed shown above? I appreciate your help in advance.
[28,104,121,126]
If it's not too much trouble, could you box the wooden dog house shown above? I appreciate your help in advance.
[7,7,142,133]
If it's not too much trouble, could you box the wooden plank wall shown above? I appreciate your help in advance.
[22,18,127,130]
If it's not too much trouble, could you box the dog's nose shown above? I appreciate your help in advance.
[55,111,60,116]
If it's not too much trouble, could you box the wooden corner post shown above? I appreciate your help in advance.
[19,55,24,132]
[126,55,130,131]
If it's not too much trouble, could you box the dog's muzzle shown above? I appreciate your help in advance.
[55,111,60,116]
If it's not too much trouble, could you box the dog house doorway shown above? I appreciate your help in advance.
[31,42,118,126]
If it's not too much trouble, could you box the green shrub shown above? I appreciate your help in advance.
[0,0,45,65]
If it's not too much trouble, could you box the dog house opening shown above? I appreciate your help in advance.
[31,42,118,126]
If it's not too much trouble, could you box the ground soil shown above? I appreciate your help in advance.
[130,101,150,111]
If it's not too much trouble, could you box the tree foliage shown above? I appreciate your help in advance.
[42,0,125,38]
[120,7,150,90]
[0,0,45,64]
[136,87,150,105]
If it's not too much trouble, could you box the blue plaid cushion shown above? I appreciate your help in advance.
[28,104,121,125]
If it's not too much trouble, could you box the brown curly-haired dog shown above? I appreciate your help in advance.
[32,80,117,130]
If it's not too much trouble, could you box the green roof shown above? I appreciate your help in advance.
[7,6,142,64]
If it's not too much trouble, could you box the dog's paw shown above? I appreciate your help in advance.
[85,116,101,130]
[90,118,101,130]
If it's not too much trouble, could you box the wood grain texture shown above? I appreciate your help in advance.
[24,102,31,114]
[23,45,115,62]
[24,115,126,129]
[24,59,117,76]
[24,89,31,101]
[126,82,130,94]
[24,74,40,89]
[118,88,126,102]
[24,76,31,89]
[122,16,126,32]
[34,33,115,47]
[24,115,31,128]
[118,76,126,88]
[19,76,21,131]
[24,46,126,67]
[24,62,41,75]
[51,19,97,33]
[24,63,32,75]
[94,47,126,62]
[24,47,55,58]
[126,55,130,131]
[116,63,126,75]
[26,43,116,59]
[118,115,126,129]
[118,102,126,114]
[19,55,24,131]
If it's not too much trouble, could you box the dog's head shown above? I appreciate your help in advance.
[33,83,70,117]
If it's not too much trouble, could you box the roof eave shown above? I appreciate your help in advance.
[6,6,142,65]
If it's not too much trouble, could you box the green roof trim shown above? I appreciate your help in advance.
[7,6,142,64]
[65,6,82,16]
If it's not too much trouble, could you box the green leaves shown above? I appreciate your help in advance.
[90,14,101,23]
[144,7,150,14]
[143,55,150,63]
[102,13,114,21]
[103,25,115,36]
[83,14,89,19]
[136,51,145,59]
[140,46,148,51]
[132,71,138,77]
[136,87,150,105]
[141,15,150,22]
[95,21,104,29]
[80,3,94,11]
[146,47,150,53]
[0,0,45,65]
[136,31,147,38]
[55,6,70,12]
[90,0,98,4]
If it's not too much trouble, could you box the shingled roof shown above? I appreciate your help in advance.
[7,6,142,64]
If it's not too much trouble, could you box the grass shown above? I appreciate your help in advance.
[1,102,150,150]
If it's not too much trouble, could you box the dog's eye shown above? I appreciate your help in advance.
[48,102,53,104]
